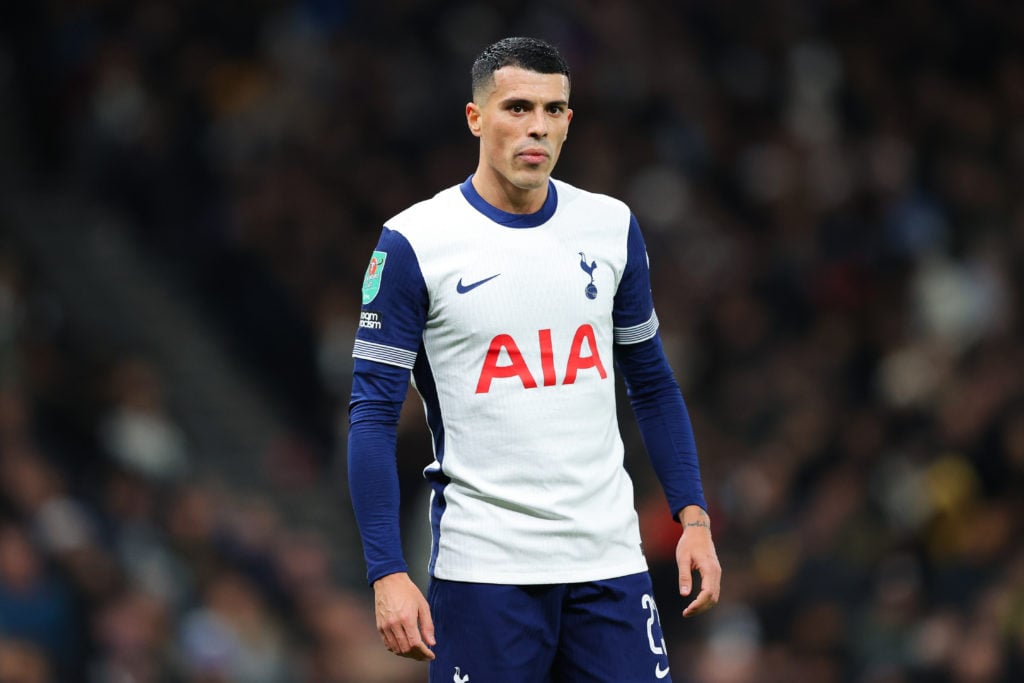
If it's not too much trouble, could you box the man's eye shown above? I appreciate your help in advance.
[511,105,525,113]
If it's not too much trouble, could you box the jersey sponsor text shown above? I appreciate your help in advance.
[359,311,383,330]
[475,324,607,393]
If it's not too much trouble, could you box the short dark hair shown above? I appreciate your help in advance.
[471,37,570,99]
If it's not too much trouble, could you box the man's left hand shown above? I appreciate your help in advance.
[676,505,721,618]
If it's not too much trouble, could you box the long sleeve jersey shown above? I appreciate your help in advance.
[348,176,705,585]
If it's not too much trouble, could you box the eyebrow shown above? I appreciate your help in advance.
[500,97,569,109]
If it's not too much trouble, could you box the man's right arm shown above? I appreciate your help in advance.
[349,227,434,658]
[349,360,436,660]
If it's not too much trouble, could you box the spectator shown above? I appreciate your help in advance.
[0,638,51,683]
[98,357,190,483]
[0,523,78,675]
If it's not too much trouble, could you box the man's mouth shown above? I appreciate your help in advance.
[518,149,549,164]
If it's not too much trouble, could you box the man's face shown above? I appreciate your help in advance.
[467,66,572,196]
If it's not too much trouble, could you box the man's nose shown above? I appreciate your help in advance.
[527,109,548,137]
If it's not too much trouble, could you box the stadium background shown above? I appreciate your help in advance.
[1,1,1022,681]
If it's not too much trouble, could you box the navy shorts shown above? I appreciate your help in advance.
[427,571,673,683]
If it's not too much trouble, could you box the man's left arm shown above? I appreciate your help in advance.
[612,213,720,617]
[614,335,721,617]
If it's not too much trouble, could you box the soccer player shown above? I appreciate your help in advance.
[348,36,721,682]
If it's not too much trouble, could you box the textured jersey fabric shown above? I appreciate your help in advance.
[349,176,703,584]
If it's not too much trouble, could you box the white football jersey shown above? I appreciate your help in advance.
[353,177,659,584]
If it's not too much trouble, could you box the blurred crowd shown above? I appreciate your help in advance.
[0,259,421,682]
[2,0,1024,682]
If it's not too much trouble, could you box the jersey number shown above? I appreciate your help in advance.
[475,324,607,393]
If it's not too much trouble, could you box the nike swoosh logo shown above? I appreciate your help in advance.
[456,273,500,294]
[655,663,670,679]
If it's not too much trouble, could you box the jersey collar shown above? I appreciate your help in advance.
[460,175,558,228]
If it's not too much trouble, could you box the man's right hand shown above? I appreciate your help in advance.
[373,572,436,660]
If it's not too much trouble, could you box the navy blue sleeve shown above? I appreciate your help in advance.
[612,214,656,330]
[613,215,707,519]
[348,226,428,584]
[615,334,706,519]
[348,358,411,584]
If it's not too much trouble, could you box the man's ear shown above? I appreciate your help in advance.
[466,102,482,138]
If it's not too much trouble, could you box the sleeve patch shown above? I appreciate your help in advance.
[361,250,388,304]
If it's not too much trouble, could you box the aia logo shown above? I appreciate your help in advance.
[476,324,607,393]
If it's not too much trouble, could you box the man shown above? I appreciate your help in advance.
[348,36,721,682]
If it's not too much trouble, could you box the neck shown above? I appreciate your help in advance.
[471,168,548,214]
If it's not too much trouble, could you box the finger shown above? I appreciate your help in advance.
[387,622,414,656]
[678,557,694,597]
[696,559,722,601]
[379,628,400,654]
[420,602,436,647]
[404,641,436,661]
[402,622,435,661]
[392,631,433,661]
[682,587,716,618]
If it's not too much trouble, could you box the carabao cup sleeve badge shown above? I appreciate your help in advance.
[362,250,387,305]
